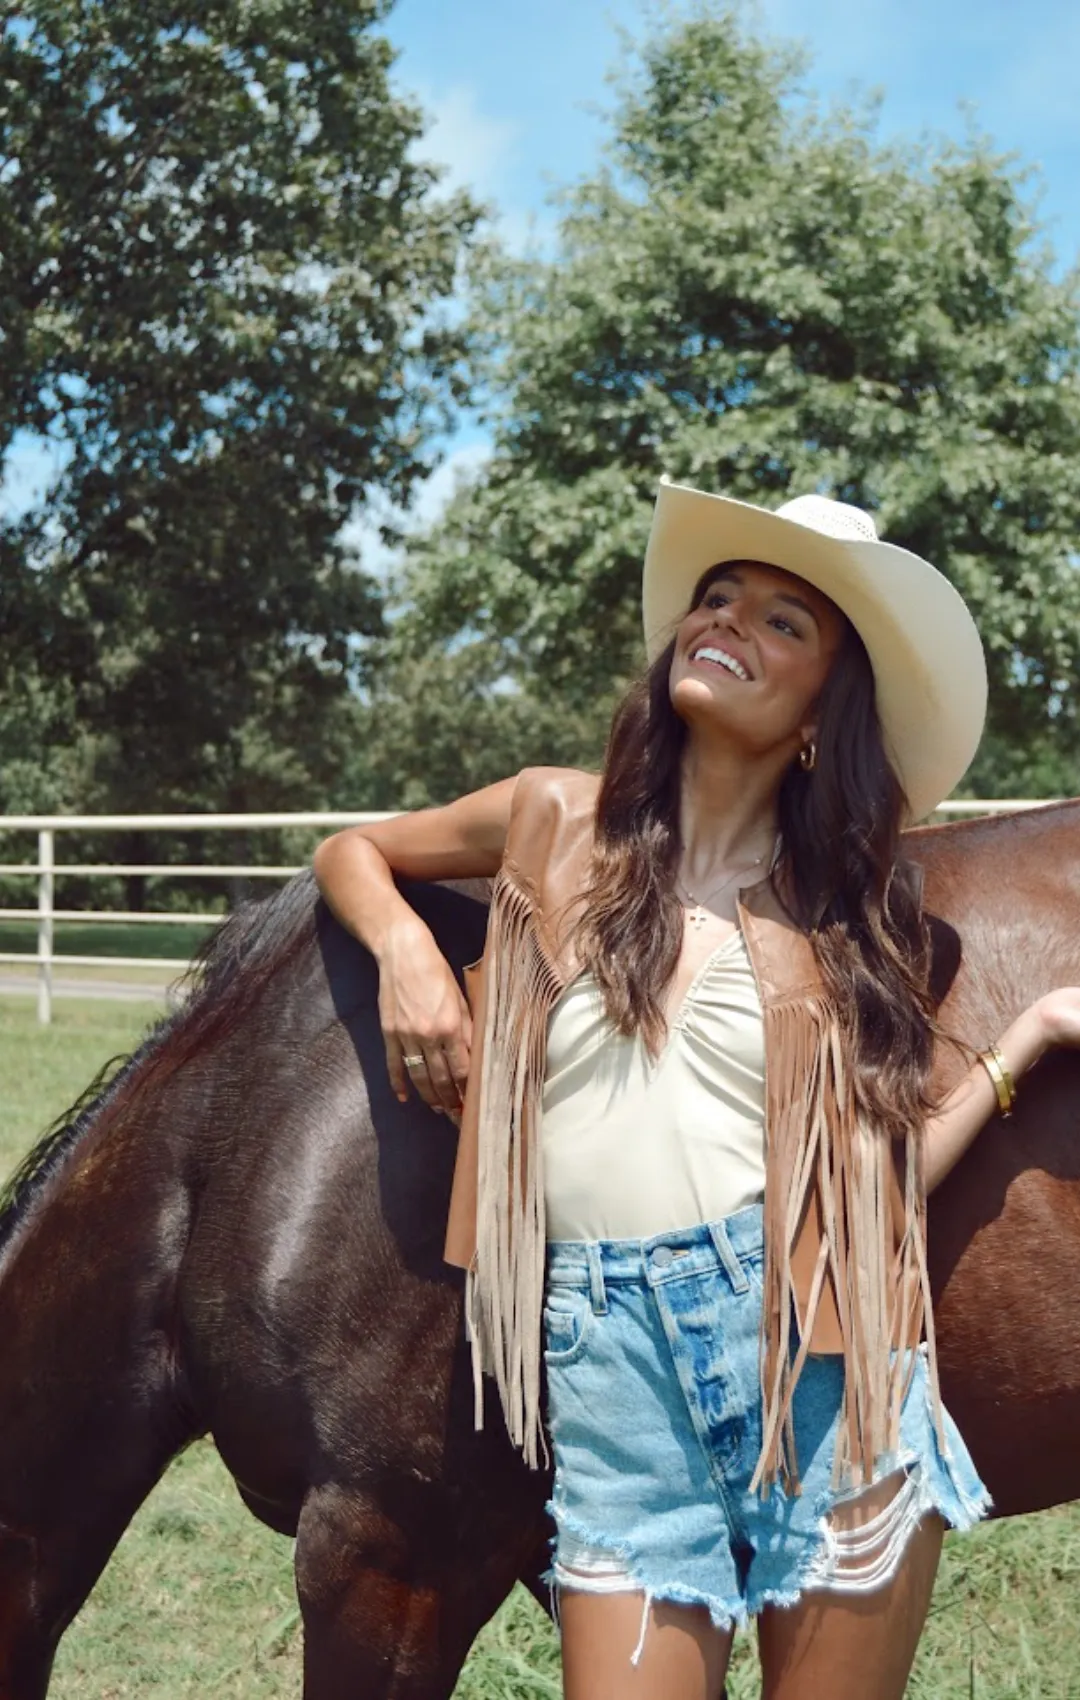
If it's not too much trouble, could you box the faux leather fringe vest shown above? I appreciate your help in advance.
[443,767,942,1495]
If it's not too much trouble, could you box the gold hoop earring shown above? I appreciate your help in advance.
[799,740,817,772]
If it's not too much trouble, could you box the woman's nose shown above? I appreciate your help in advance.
[710,602,747,637]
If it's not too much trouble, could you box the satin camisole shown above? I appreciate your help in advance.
[540,927,767,1242]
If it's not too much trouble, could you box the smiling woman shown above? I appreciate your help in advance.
[572,544,934,1170]
[672,561,843,759]
[313,474,1080,1700]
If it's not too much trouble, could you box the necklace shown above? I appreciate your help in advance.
[676,843,775,930]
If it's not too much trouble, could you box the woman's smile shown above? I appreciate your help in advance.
[688,641,753,681]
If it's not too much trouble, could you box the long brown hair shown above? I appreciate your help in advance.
[575,572,938,1143]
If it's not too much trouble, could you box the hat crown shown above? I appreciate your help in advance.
[775,493,879,545]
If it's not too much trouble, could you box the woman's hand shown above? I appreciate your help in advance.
[313,775,516,1117]
[1030,987,1080,1052]
[377,916,473,1117]
[927,986,1080,1192]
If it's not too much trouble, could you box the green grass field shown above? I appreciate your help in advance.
[0,917,218,963]
[2,997,1079,1697]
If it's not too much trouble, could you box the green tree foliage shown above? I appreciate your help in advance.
[0,0,480,811]
[344,639,615,811]
[371,7,1080,809]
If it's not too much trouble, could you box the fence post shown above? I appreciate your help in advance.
[37,828,54,1026]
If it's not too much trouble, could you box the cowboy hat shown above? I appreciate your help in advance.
[641,477,987,823]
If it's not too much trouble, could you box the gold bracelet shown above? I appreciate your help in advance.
[978,1044,1016,1118]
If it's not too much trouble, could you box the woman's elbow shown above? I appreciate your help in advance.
[312,827,358,897]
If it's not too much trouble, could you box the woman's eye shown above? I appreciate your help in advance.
[703,590,729,609]
[769,615,800,638]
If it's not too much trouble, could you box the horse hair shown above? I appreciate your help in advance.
[0,870,321,1258]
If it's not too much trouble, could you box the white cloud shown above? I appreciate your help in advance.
[408,82,560,255]
[415,83,519,202]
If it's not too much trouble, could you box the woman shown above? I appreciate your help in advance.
[314,480,1080,1700]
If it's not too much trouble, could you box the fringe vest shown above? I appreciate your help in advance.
[443,767,941,1494]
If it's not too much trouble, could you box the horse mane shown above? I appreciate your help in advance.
[0,870,320,1258]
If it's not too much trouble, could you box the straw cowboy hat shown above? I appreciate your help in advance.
[642,477,987,823]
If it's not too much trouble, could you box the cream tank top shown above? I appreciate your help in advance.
[539,927,766,1242]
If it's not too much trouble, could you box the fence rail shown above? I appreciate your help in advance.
[0,811,393,1023]
[0,802,1063,1024]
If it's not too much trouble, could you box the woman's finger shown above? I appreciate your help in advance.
[441,1033,471,1102]
[386,1038,409,1103]
[400,1044,445,1113]
[424,1044,465,1115]
[389,1035,440,1111]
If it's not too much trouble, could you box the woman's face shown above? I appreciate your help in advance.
[668,560,846,758]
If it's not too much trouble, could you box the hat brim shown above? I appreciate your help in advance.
[642,480,987,823]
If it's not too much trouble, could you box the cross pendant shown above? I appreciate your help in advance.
[688,905,709,930]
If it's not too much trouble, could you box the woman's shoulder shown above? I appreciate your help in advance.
[511,766,600,823]
[503,769,601,887]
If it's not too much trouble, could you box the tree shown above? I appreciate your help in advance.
[376,7,1080,809]
[342,640,614,812]
[0,0,481,813]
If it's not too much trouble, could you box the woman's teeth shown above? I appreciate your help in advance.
[692,645,749,681]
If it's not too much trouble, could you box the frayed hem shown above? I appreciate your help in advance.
[544,1359,993,1640]
[934,1474,994,1534]
[746,1460,993,1617]
[921,1372,995,1534]
[545,1497,748,1657]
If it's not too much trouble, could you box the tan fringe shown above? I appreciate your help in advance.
[751,994,940,1497]
[465,867,564,1469]
[464,863,943,1494]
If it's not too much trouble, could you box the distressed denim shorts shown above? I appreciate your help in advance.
[543,1203,990,1653]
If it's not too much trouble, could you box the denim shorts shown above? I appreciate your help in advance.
[543,1203,990,1650]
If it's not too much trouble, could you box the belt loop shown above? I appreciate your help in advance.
[585,1243,608,1315]
[709,1221,749,1295]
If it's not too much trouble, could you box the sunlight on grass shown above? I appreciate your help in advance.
[0,996,163,1176]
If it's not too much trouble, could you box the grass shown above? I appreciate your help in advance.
[0,917,217,964]
[0,996,165,1175]
[3,996,1080,1697]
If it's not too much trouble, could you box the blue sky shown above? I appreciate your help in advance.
[367,0,1080,535]
[388,0,1080,262]
[5,0,1079,532]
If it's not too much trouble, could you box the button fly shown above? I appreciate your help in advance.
[651,1245,675,1268]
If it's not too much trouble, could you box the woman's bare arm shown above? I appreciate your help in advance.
[925,988,1080,1191]
[314,776,515,952]
[313,775,518,1115]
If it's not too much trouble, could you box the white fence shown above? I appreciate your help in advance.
[0,801,1063,1024]
[0,811,392,1024]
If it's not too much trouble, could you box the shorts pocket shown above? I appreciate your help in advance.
[543,1287,594,1365]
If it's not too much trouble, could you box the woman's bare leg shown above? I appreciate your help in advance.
[559,1588,735,1700]
[757,1472,944,1700]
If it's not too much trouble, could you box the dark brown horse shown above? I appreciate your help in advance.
[1,801,1079,1698]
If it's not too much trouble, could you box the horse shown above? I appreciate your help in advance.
[0,800,1078,1699]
